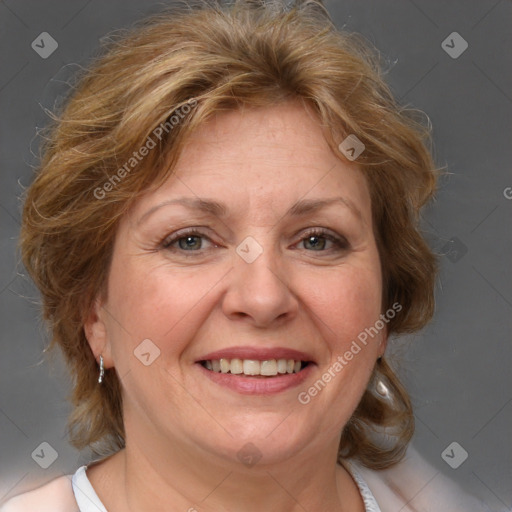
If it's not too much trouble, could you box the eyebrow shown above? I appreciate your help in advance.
[137,196,362,226]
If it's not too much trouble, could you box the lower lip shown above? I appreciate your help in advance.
[196,363,314,395]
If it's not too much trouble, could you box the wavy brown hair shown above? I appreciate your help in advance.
[19,0,438,469]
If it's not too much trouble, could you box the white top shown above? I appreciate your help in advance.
[71,463,380,511]
[0,446,496,511]
[71,466,108,512]
[1,462,380,512]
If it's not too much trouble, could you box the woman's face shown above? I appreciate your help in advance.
[87,101,386,466]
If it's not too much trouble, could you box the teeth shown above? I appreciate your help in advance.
[277,359,287,374]
[230,358,243,374]
[220,358,230,373]
[260,360,277,376]
[243,359,260,375]
[202,358,306,376]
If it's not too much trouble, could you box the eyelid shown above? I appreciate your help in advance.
[160,226,349,255]
[161,227,216,249]
[297,227,350,250]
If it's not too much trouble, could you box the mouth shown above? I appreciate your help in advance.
[194,347,316,394]
[199,358,311,377]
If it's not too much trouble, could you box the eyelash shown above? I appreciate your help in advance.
[160,227,349,256]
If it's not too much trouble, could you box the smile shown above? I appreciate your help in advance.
[200,358,309,376]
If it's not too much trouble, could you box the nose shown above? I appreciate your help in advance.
[221,238,298,328]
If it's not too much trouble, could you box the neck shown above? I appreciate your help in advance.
[102,427,365,512]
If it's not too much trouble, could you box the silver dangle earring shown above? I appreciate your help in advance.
[375,378,390,399]
[373,357,391,399]
[98,355,105,384]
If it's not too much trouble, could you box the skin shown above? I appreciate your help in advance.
[84,99,387,512]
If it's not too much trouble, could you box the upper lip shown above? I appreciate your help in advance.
[197,346,316,363]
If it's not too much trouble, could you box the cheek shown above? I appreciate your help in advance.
[293,261,383,438]
[309,260,383,350]
[104,254,221,356]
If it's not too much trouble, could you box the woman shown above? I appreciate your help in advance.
[1,1,491,510]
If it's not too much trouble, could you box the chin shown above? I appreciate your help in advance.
[206,416,316,466]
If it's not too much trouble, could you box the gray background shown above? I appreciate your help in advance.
[0,0,511,509]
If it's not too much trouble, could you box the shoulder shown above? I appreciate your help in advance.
[0,475,79,512]
[354,446,493,512]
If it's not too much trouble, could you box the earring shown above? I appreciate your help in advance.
[375,378,390,398]
[98,355,104,384]
[373,357,391,399]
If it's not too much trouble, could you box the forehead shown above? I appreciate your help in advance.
[181,100,341,172]
[130,101,372,224]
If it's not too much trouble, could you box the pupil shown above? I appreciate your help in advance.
[180,236,200,250]
[307,235,324,250]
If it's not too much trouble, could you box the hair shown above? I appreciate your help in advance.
[19,0,438,469]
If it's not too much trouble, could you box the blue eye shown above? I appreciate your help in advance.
[160,227,349,256]
[162,229,212,252]
[299,229,349,252]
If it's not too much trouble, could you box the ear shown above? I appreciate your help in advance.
[84,297,113,368]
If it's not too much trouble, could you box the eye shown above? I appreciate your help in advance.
[160,227,349,257]
[297,228,349,252]
[161,228,216,255]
